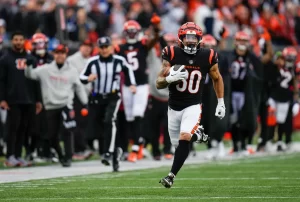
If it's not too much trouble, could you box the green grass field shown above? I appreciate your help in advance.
[1,153,300,202]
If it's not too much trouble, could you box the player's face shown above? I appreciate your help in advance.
[12,35,24,51]
[235,39,249,56]
[99,45,112,58]
[182,34,198,47]
[80,45,92,58]
[53,52,67,64]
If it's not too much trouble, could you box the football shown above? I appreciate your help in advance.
[163,65,187,84]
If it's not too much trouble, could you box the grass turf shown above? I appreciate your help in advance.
[0,153,299,202]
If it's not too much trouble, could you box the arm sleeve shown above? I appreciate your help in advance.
[24,62,44,80]
[74,71,88,105]
[0,56,7,101]
[161,46,174,64]
[121,58,136,85]
[79,60,93,84]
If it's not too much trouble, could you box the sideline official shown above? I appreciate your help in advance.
[80,36,136,172]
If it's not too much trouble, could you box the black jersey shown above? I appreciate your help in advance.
[270,64,298,102]
[32,52,53,66]
[162,46,218,111]
[116,40,148,86]
[230,54,251,92]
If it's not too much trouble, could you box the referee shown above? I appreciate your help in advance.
[80,36,136,171]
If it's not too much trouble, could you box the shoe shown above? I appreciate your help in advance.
[4,155,21,167]
[153,155,161,161]
[277,141,284,152]
[194,125,209,143]
[159,173,175,188]
[83,150,94,160]
[113,147,123,172]
[101,153,111,166]
[216,142,226,158]
[17,158,32,167]
[72,152,86,161]
[137,144,144,160]
[164,154,173,160]
[61,159,72,167]
[127,152,137,163]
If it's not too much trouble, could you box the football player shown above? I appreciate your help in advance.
[115,14,161,162]
[156,22,225,188]
[228,31,263,155]
[200,34,227,159]
[25,33,53,163]
[31,33,53,66]
[268,47,299,151]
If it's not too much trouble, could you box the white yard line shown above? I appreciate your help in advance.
[1,196,300,201]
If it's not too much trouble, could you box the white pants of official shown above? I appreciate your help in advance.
[122,84,149,121]
[168,104,202,146]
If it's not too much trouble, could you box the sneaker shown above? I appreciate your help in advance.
[137,144,144,160]
[127,152,137,163]
[61,159,72,167]
[101,153,111,166]
[153,155,161,161]
[164,154,173,160]
[112,147,123,172]
[17,158,32,167]
[216,142,226,158]
[4,156,21,167]
[194,125,209,143]
[83,150,94,160]
[159,173,175,188]
[72,152,86,161]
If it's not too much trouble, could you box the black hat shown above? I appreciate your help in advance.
[97,36,111,47]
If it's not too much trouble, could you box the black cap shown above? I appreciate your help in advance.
[97,36,111,47]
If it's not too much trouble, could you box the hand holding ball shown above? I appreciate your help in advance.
[165,65,188,84]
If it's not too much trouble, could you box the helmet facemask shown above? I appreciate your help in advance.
[180,33,201,55]
[124,28,141,44]
[33,41,47,56]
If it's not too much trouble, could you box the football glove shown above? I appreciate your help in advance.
[166,65,188,83]
[215,98,226,119]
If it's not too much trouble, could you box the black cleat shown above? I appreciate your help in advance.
[101,153,111,166]
[112,147,123,172]
[61,159,72,167]
[159,175,174,188]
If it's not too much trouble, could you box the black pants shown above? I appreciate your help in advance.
[24,107,47,157]
[87,95,121,155]
[147,96,171,157]
[6,104,35,158]
[44,108,73,160]
[73,96,88,153]
[257,101,269,148]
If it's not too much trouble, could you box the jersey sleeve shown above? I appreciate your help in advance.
[209,49,218,68]
[162,46,174,63]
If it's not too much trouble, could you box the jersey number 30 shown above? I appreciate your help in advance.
[176,71,202,93]
[127,52,139,71]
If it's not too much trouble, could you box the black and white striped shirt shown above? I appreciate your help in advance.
[80,54,136,95]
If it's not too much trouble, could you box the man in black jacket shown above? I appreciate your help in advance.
[0,31,41,167]
[227,31,263,155]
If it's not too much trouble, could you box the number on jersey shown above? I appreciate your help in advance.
[176,70,202,93]
[231,61,247,80]
[127,52,139,71]
[279,69,292,89]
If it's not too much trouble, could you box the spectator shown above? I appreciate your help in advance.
[67,39,93,160]
[0,31,40,167]
[25,44,88,167]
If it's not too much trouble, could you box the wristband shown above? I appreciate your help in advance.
[218,98,225,105]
